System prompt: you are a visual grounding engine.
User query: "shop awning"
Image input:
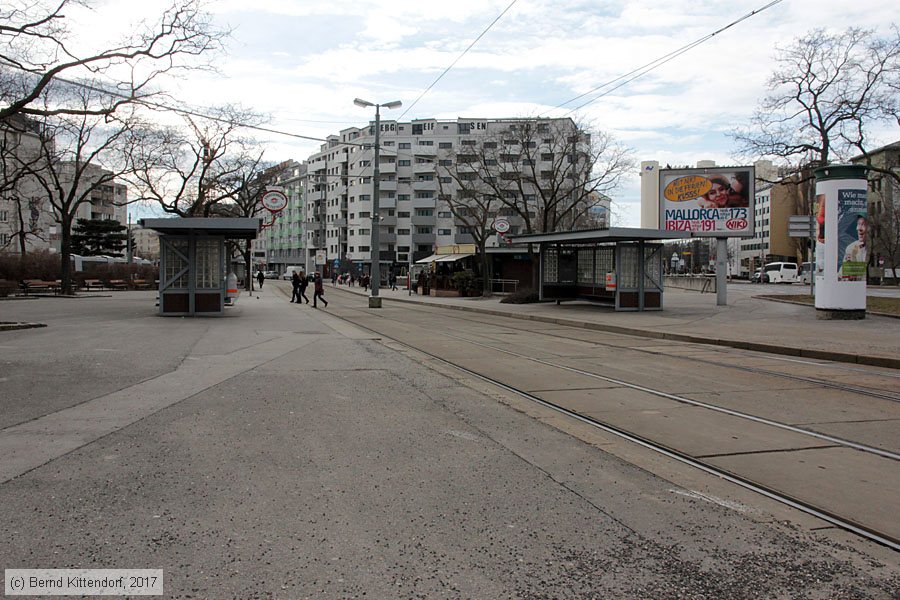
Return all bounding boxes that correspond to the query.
[415,252,474,264]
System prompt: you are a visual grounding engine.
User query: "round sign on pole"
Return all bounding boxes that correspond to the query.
[261,190,287,213]
[492,219,510,233]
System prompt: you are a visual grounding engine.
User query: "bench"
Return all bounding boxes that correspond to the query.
[21,279,60,294]
[83,279,104,291]
[131,279,153,290]
[108,279,128,290]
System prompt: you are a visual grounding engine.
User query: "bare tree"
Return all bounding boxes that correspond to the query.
[16,91,144,294]
[732,27,899,170]
[125,106,267,217]
[437,118,633,291]
[0,0,226,121]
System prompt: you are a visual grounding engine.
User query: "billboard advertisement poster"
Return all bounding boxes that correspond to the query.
[836,189,868,281]
[659,167,754,237]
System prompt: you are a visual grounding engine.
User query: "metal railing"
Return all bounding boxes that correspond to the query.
[490,278,518,294]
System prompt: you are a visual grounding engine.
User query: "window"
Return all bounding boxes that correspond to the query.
[359,211,371,218]
[419,140,434,146]
[415,208,433,216]
[417,174,434,181]
[416,226,432,234]
[415,191,434,198]
[438,229,451,235]
[439,142,452,149]
[458,123,471,134]
[359,246,370,251]
[0,210,7,222]
[438,211,451,218]
[359,228,370,235]
[398,160,411,166]
[398,246,410,252]
[399,143,411,149]
[360,160,371,166]
[412,124,423,135]
[398,194,410,201]
[398,229,410,235]
[439,159,453,166]
[485,159,497,166]
[360,195,371,201]
[440,177,452,183]
[383,141,394,146]
[483,142,497,149]
[398,211,410,217]
[461,140,477,146]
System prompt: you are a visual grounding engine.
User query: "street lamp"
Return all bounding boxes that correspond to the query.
[354,97,402,308]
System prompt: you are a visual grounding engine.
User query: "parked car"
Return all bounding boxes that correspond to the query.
[263,270,279,279]
[751,269,769,283]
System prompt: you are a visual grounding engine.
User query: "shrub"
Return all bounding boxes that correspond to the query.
[500,287,539,304]
[450,270,477,294]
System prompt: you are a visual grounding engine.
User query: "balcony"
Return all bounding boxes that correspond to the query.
[377,161,396,174]
[412,197,436,210]
[377,197,396,209]
[413,161,435,174]
[455,233,475,244]
[412,233,436,244]
[378,215,397,226]
[412,179,437,191]
[378,180,397,192]
[332,218,347,227]
[411,215,435,226]
[379,233,397,243]
[414,145,437,156]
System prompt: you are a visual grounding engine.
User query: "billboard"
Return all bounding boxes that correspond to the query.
[659,167,754,237]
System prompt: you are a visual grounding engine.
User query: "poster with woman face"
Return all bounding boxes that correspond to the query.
[659,167,754,237]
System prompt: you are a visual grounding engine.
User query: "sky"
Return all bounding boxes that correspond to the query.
[67,0,899,225]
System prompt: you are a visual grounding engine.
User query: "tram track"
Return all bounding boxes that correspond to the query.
[318,291,900,551]
[367,298,900,402]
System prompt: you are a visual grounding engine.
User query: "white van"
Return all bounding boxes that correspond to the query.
[764,262,799,284]
[282,266,304,280]
[799,262,812,284]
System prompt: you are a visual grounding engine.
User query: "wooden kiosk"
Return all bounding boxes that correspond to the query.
[139,217,261,316]
[510,228,689,311]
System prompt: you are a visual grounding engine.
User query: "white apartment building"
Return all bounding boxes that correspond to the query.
[302,117,586,277]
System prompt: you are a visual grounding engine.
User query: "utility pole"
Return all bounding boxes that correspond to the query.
[354,98,402,308]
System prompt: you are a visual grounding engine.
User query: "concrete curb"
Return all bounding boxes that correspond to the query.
[0,322,47,331]
[334,287,900,370]
[756,295,900,320]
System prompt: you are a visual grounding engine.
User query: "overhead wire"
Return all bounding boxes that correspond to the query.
[396,0,520,121]
[555,0,785,115]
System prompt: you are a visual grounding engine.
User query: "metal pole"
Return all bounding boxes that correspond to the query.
[370,105,382,308]
[716,237,727,306]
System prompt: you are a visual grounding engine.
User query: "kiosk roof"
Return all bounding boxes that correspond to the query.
[138,217,261,239]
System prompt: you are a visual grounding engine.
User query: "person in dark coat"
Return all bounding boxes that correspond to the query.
[313,273,327,308]
[297,271,310,304]
[256,270,265,289]
[290,271,301,303]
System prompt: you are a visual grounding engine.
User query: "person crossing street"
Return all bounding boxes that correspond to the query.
[313,272,328,308]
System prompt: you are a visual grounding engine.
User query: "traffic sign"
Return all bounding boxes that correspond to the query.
[261,189,287,213]
[788,215,813,238]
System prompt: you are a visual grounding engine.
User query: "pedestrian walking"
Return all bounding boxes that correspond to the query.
[313,273,328,308]
[256,270,265,289]
[389,272,398,291]
[298,272,310,304]
[290,271,301,303]
[331,271,337,286]
[362,273,370,291]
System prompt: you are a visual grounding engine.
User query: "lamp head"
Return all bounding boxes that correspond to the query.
[383,100,403,110]
[353,98,374,108]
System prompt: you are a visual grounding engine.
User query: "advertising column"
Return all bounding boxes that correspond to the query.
[813,165,868,319]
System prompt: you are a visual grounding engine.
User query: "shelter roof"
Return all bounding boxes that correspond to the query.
[138,217,261,240]
[509,227,690,244]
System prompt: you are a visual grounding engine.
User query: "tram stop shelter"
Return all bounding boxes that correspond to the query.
[510,227,689,311]
[139,217,261,316]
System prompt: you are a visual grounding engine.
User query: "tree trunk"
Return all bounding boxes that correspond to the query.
[59,214,73,296]
[479,240,491,296]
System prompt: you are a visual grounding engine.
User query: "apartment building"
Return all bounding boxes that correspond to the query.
[252,161,306,274]
[301,117,585,277]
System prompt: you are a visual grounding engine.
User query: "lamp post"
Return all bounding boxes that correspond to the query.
[354,97,402,308]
